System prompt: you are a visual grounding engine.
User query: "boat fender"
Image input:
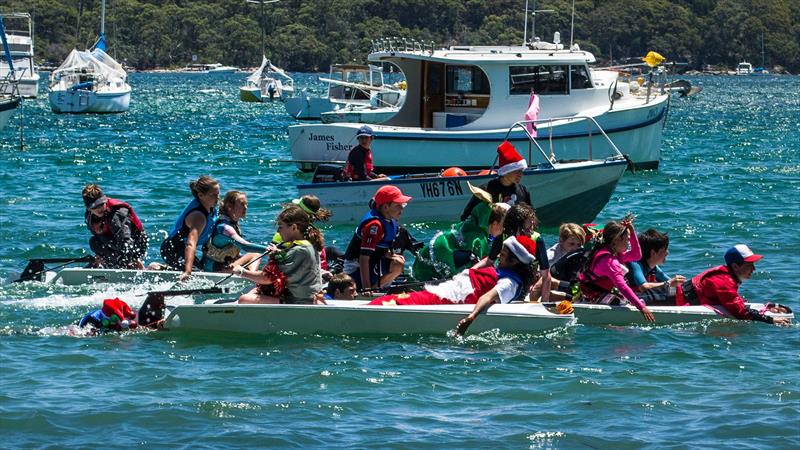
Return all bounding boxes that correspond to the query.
[441,167,466,177]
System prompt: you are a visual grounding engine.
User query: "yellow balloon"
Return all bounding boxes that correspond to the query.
[642,51,666,67]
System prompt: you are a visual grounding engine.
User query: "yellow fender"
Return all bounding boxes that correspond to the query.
[642,51,666,68]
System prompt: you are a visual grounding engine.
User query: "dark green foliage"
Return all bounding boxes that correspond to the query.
[6,0,799,71]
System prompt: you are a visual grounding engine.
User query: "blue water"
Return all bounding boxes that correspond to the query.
[1,74,798,448]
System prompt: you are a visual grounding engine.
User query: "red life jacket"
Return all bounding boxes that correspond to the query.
[341,145,374,180]
[85,198,144,237]
[578,248,616,300]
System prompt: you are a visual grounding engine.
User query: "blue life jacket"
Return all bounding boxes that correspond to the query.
[167,198,217,260]
[344,209,398,260]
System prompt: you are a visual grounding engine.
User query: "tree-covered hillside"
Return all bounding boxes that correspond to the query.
[4,0,799,72]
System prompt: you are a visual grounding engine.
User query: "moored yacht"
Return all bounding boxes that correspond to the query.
[239,56,294,102]
[48,0,130,113]
[289,37,669,172]
[0,15,21,130]
[735,61,753,75]
[0,13,39,98]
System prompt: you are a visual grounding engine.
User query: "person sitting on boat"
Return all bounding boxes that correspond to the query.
[78,297,138,332]
[272,195,333,274]
[82,184,148,269]
[341,125,387,181]
[547,223,586,266]
[625,228,685,306]
[160,175,220,279]
[324,273,357,300]
[577,217,656,322]
[234,205,324,304]
[460,141,532,221]
[529,223,587,301]
[368,235,538,329]
[680,244,790,325]
[472,203,552,302]
[342,185,412,291]
[412,185,509,282]
[202,190,267,273]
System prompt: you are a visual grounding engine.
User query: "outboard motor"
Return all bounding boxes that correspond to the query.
[312,164,345,183]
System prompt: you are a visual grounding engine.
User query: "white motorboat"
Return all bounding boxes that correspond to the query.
[284,64,403,120]
[289,37,669,172]
[542,302,793,326]
[0,13,39,98]
[239,56,294,102]
[180,63,238,74]
[48,1,130,113]
[162,299,574,336]
[319,104,400,124]
[0,14,21,129]
[735,61,753,75]
[298,116,628,226]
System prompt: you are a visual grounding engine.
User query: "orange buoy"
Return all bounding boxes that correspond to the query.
[477,169,493,176]
[442,167,466,177]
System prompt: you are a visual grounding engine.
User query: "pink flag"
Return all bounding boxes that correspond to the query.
[524,91,540,137]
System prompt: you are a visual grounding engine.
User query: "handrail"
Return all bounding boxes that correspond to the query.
[502,115,624,168]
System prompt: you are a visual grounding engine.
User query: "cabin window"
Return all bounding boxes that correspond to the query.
[570,65,592,89]
[446,65,490,95]
[509,65,568,95]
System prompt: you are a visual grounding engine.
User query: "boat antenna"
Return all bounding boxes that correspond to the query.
[523,0,554,46]
[246,0,280,56]
[523,0,529,45]
[569,0,575,50]
[100,0,105,35]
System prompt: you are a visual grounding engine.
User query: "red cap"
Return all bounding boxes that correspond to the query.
[374,185,412,207]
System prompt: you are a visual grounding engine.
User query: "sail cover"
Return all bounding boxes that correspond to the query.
[246,56,291,84]
[53,47,127,81]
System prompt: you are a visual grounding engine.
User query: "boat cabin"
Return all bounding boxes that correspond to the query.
[325,64,384,103]
[368,39,607,130]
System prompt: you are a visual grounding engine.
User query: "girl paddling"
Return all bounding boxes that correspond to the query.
[202,191,267,272]
[234,205,324,304]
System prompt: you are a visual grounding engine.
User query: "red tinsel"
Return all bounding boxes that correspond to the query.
[257,258,288,298]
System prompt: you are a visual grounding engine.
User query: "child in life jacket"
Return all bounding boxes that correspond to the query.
[202,191,268,272]
[369,236,539,332]
[625,228,685,305]
[82,184,148,269]
[273,195,333,274]
[234,205,324,304]
[578,217,656,322]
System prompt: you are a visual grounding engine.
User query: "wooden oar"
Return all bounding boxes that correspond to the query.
[212,250,271,287]
[14,256,96,283]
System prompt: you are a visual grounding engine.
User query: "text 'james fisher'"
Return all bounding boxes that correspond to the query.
[308,133,353,151]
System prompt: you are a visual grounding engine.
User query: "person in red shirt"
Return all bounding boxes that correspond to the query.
[341,125,387,181]
[682,244,790,325]
[342,185,412,290]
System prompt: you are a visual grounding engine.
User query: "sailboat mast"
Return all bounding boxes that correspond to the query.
[761,32,765,68]
[100,0,106,35]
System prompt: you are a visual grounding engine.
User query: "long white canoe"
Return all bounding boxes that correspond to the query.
[163,300,574,336]
[542,302,794,326]
[40,267,245,287]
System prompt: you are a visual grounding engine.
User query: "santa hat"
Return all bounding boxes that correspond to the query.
[496,141,528,176]
[503,235,537,264]
[101,298,137,330]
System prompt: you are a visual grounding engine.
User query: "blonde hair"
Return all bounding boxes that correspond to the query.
[221,190,246,217]
[559,223,586,245]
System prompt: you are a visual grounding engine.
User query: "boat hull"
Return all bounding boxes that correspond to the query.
[48,87,131,113]
[284,96,334,119]
[43,267,246,287]
[320,106,399,124]
[164,300,574,336]
[542,302,794,326]
[0,96,20,130]
[289,97,667,172]
[239,86,263,102]
[298,158,627,226]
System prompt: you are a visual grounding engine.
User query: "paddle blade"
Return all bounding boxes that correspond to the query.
[137,293,166,328]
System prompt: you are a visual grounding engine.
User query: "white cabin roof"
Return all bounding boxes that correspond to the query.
[369,44,596,66]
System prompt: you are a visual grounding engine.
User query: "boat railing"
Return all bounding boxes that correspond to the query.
[371,37,437,55]
[504,115,624,168]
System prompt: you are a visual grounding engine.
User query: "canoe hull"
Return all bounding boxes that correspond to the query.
[542,302,794,326]
[45,267,245,287]
[164,300,574,336]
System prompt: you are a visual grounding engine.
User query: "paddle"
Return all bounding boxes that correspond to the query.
[14,256,96,283]
[137,286,230,328]
[359,277,448,295]
[211,249,271,287]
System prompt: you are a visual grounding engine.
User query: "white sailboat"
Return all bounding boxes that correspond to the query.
[239,56,294,102]
[0,13,39,98]
[48,0,131,113]
[0,14,21,130]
